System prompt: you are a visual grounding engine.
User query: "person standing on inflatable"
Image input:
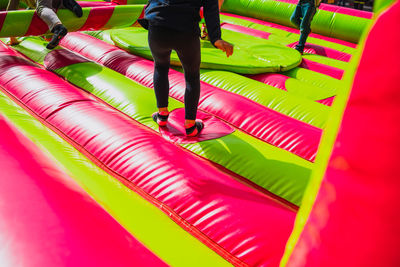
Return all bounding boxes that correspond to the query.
[7,0,82,49]
[139,0,233,136]
[290,0,321,54]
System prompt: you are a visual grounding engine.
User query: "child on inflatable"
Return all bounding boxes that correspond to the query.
[290,0,321,54]
[139,0,233,136]
[7,0,82,49]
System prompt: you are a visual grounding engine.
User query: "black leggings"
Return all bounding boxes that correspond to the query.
[148,24,201,120]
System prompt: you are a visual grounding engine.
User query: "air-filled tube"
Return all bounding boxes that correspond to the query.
[221,0,371,43]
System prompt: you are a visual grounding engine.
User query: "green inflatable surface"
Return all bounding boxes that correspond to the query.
[108,27,302,74]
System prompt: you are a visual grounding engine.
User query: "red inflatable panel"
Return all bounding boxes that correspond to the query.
[221,22,272,39]
[251,58,345,81]
[60,32,322,162]
[248,73,289,91]
[300,59,344,80]
[112,0,127,4]
[25,12,49,36]
[0,43,296,267]
[77,1,116,7]
[45,48,91,69]
[0,12,6,29]
[315,96,334,106]
[0,114,167,267]
[78,6,115,31]
[288,2,400,266]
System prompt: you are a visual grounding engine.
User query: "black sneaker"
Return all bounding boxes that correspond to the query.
[152,112,169,127]
[295,45,304,55]
[185,121,204,136]
[63,0,83,18]
[46,24,68,50]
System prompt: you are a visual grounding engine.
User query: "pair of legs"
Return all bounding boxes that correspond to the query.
[290,2,316,54]
[36,0,82,49]
[353,0,365,9]
[337,0,346,6]
[148,24,203,136]
[36,0,63,32]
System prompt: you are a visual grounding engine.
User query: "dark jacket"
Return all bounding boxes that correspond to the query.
[140,0,221,45]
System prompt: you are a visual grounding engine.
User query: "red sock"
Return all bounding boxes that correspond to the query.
[185,121,204,136]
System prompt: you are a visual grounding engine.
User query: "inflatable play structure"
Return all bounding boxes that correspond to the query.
[1,0,399,266]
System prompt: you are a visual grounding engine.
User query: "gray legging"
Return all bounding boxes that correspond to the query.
[36,0,63,31]
[148,24,201,121]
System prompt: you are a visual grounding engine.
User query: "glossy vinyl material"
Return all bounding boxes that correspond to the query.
[317,4,372,18]
[77,1,116,7]
[221,0,370,43]
[0,5,144,37]
[287,1,400,266]
[217,20,349,81]
[221,22,272,39]
[249,73,289,91]
[25,11,49,36]
[300,59,344,80]
[315,96,335,106]
[0,43,297,267]
[112,0,148,4]
[199,69,331,127]
[110,27,302,74]
[247,72,336,104]
[158,108,235,144]
[77,32,329,128]
[78,5,115,31]
[221,22,351,62]
[283,67,343,96]
[220,13,358,50]
[14,37,313,205]
[288,42,351,62]
[0,114,167,267]
[250,58,345,83]
[275,0,372,18]
[0,90,231,267]
[60,32,321,162]
[302,53,349,70]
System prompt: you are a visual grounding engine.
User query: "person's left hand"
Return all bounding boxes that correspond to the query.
[214,39,234,57]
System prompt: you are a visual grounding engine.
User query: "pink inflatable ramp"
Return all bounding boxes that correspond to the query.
[288,2,400,266]
[0,113,167,267]
[0,43,297,267]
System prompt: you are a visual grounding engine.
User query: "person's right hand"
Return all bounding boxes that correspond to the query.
[8,37,20,46]
[214,39,234,57]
